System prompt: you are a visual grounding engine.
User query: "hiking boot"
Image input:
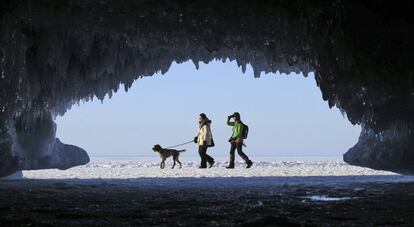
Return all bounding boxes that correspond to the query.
[208,160,215,168]
[246,161,253,168]
[227,154,235,169]
[198,166,207,169]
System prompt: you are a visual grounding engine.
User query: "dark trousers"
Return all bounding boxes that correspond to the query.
[198,145,214,167]
[229,142,251,166]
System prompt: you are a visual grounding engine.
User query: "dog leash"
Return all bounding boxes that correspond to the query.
[164,140,194,149]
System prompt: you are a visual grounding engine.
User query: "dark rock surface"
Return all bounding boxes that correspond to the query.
[0,0,413,175]
[1,179,414,226]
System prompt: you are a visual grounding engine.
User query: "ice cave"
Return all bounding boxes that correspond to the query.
[0,0,413,176]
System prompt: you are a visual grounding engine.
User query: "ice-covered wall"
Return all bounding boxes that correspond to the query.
[0,0,413,176]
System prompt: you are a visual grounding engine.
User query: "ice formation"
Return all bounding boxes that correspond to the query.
[0,1,413,176]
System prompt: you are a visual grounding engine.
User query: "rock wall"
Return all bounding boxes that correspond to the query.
[0,0,413,176]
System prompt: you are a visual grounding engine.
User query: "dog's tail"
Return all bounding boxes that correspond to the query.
[178,149,186,152]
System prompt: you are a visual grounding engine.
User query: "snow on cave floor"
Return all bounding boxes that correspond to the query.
[21,157,414,186]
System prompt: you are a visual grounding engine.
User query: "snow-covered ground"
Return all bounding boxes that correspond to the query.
[23,160,390,179]
[21,157,414,186]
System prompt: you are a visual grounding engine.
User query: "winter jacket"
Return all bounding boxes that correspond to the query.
[227,119,243,140]
[196,120,213,146]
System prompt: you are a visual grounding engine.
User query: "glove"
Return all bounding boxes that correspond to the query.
[193,137,198,143]
[228,137,234,143]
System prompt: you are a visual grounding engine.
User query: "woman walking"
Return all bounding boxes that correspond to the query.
[194,113,215,168]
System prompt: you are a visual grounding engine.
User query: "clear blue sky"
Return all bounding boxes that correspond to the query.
[55,60,360,159]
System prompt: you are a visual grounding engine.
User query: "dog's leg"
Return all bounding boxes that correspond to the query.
[176,157,182,169]
[173,154,180,169]
[172,159,176,169]
[160,159,166,169]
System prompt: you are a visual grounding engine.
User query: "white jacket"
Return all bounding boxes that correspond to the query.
[196,121,213,146]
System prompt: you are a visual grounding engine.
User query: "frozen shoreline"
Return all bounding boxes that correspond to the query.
[20,160,414,186]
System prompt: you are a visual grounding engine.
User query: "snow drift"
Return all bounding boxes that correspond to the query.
[0,0,413,176]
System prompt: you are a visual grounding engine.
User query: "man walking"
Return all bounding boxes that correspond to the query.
[226,112,253,169]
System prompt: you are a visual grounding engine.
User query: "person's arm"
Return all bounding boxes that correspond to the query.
[194,127,200,143]
[195,126,200,137]
[226,116,235,126]
[200,125,207,145]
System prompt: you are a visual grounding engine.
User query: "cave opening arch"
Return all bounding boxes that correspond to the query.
[54,60,360,162]
[1,0,413,176]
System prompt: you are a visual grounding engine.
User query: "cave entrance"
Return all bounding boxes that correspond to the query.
[54,60,360,162]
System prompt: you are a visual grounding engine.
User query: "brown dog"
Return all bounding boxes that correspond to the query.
[152,144,185,169]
